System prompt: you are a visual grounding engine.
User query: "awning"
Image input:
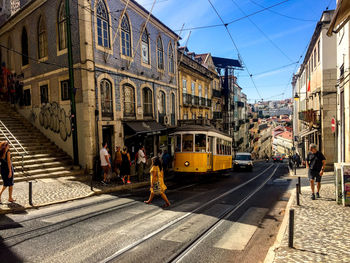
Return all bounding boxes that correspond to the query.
[299,129,318,138]
[124,121,166,135]
[327,0,350,36]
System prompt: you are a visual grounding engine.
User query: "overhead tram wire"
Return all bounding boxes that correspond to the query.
[249,0,318,22]
[231,0,294,63]
[207,0,263,100]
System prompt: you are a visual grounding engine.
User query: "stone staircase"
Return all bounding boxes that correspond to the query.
[0,102,86,183]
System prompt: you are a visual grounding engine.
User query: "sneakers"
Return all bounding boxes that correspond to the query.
[316,192,320,198]
[127,180,131,184]
[101,180,107,185]
[121,177,125,184]
[311,193,316,200]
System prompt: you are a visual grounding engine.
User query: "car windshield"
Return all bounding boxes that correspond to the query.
[235,155,251,160]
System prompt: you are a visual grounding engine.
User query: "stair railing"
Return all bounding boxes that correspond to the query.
[0,120,29,173]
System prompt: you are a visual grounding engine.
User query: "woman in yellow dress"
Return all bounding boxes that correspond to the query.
[144,156,171,208]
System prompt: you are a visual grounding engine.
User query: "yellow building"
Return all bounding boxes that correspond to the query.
[177,49,219,120]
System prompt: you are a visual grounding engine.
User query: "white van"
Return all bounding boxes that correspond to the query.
[233,152,253,171]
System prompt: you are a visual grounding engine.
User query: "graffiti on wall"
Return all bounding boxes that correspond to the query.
[39,102,72,141]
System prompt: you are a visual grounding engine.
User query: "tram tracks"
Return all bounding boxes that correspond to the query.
[99,163,276,263]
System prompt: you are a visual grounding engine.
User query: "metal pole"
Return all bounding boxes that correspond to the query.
[288,209,294,248]
[29,181,33,206]
[298,176,301,194]
[296,184,300,206]
[65,0,79,165]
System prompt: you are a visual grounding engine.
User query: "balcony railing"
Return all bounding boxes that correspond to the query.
[207,99,212,107]
[193,96,199,106]
[298,110,320,126]
[200,97,206,106]
[183,94,192,105]
[213,112,222,119]
[212,89,222,98]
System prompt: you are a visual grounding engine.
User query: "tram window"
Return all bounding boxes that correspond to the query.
[175,135,181,152]
[195,134,206,152]
[182,134,193,152]
[216,139,221,154]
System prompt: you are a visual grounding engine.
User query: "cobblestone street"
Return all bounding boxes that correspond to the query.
[272,181,350,263]
[0,175,149,213]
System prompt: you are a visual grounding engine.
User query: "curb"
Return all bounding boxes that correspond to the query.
[264,189,296,263]
[0,181,150,215]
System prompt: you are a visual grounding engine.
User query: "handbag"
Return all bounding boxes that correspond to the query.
[153,170,161,195]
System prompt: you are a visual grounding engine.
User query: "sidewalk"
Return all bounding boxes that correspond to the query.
[266,173,350,262]
[0,175,150,214]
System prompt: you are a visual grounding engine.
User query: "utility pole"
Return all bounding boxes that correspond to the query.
[65,0,79,165]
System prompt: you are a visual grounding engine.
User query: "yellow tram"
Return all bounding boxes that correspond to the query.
[171,125,232,174]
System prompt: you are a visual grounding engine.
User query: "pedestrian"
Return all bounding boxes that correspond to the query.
[144,156,170,208]
[114,146,122,178]
[100,142,111,185]
[162,150,170,176]
[306,144,326,200]
[0,141,15,203]
[137,146,146,182]
[106,148,112,183]
[120,146,131,184]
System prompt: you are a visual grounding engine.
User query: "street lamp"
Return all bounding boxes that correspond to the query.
[294,92,300,101]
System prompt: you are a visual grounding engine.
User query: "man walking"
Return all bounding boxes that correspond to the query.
[137,146,146,182]
[306,144,326,200]
[100,142,111,185]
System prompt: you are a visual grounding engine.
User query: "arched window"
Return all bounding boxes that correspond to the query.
[158,90,166,123]
[121,15,131,56]
[38,16,48,58]
[20,28,29,66]
[123,84,135,117]
[171,93,175,125]
[100,79,113,117]
[143,87,152,117]
[168,43,174,73]
[96,0,110,48]
[157,37,164,69]
[141,28,149,64]
[58,1,67,50]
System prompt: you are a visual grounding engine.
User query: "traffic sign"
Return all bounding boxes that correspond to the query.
[331,118,336,133]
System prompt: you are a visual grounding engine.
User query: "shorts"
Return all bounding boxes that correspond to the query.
[308,169,322,182]
[102,165,110,173]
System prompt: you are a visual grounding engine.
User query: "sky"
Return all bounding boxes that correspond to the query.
[135,0,336,102]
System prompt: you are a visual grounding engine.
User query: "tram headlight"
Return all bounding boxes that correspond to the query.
[184,161,190,167]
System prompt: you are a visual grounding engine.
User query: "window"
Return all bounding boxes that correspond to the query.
[23,89,31,106]
[198,85,202,97]
[61,80,69,101]
[182,79,187,94]
[313,49,316,68]
[195,134,206,152]
[40,84,48,104]
[171,93,175,114]
[158,91,166,114]
[38,16,47,59]
[182,134,193,152]
[123,84,135,117]
[143,88,152,117]
[96,0,110,48]
[101,79,113,117]
[141,28,149,64]
[168,43,174,73]
[58,1,67,51]
[157,37,164,69]
[317,40,320,62]
[121,15,131,56]
[191,82,195,95]
[21,27,29,66]
[192,113,196,120]
[205,86,208,99]
[176,135,181,152]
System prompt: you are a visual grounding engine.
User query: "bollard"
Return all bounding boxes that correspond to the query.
[288,209,295,248]
[90,174,93,191]
[298,176,301,194]
[296,184,300,206]
[29,181,33,206]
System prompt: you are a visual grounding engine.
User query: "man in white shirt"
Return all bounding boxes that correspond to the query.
[100,142,111,185]
[137,146,146,181]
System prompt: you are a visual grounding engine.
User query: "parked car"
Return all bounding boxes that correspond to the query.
[233,153,253,171]
[272,155,283,163]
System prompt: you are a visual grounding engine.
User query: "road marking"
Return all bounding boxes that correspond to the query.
[161,204,233,243]
[99,164,275,263]
[214,207,268,250]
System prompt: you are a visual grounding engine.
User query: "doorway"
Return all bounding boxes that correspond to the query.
[102,126,114,159]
